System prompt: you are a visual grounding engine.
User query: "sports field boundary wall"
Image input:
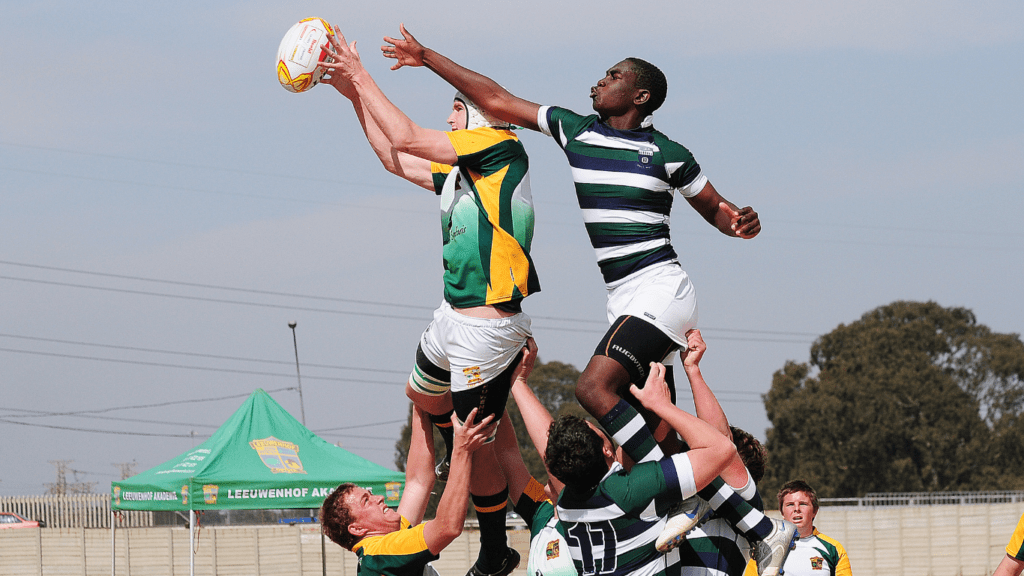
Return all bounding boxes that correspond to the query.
[0,502,1021,576]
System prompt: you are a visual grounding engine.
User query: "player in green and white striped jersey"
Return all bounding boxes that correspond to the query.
[545,362,735,576]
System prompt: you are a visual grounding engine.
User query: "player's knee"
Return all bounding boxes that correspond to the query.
[574,368,617,413]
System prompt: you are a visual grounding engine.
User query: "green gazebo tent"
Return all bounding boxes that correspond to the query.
[111,388,405,575]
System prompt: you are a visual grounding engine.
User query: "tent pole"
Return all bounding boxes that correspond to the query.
[111,511,115,576]
[189,509,196,576]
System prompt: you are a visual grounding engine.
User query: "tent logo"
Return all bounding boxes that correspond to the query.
[385,482,401,503]
[203,485,219,505]
[250,437,307,474]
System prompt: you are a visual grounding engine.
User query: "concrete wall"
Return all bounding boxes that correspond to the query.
[1,502,1021,576]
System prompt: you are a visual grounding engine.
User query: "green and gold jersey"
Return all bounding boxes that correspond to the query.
[1007,513,1024,560]
[353,517,438,576]
[778,529,852,576]
[430,127,540,308]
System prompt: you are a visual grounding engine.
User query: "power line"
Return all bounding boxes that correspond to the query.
[0,346,405,385]
[0,275,433,322]
[0,260,437,312]
[0,332,409,375]
[0,258,822,338]
[0,388,294,416]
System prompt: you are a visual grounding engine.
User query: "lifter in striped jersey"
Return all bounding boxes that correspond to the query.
[544,362,734,576]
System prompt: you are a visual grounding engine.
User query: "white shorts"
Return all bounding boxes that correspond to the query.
[412,301,533,395]
[606,262,698,348]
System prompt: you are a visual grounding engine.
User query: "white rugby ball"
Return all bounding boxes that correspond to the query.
[276,17,334,93]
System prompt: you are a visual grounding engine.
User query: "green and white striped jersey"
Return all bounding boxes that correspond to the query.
[537,106,707,286]
[555,456,697,576]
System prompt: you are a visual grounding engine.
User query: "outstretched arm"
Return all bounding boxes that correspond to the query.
[382,24,542,131]
[396,405,436,525]
[320,28,459,165]
[629,363,735,491]
[322,64,434,190]
[507,339,564,497]
[685,181,761,239]
[680,329,749,489]
[681,330,729,436]
[422,409,495,554]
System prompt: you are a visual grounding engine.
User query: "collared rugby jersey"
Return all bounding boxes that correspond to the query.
[353,516,439,576]
[779,528,851,576]
[555,456,697,576]
[430,127,539,308]
[537,106,708,286]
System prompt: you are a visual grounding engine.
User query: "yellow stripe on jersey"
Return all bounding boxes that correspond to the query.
[466,164,532,304]
[354,517,430,557]
[446,128,519,156]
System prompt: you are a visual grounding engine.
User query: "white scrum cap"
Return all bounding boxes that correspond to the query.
[454,91,514,130]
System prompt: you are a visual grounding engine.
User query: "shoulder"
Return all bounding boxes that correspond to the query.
[812,529,848,555]
[649,129,695,159]
[540,106,598,139]
[447,127,523,156]
[357,521,430,557]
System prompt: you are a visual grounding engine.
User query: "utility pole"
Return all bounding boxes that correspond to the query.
[288,321,307,425]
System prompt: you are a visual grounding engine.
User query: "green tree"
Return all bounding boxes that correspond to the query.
[761,301,1024,501]
[392,358,584,518]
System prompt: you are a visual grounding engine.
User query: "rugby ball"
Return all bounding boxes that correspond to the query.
[276,17,334,93]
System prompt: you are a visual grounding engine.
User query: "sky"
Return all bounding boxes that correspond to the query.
[1,0,1021,496]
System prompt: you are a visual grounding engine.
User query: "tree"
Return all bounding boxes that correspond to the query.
[392,358,584,519]
[761,301,1024,501]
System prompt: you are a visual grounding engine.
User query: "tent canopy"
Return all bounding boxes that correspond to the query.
[112,389,404,511]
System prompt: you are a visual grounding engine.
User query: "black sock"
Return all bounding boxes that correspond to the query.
[472,487,510,573]
[429,409,455,460]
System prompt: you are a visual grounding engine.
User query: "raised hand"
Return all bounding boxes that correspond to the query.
[453,408,495,454]
[680,329,706,370]
[629,362,673,411]
[382,23,426,71]
[319,26,364,84]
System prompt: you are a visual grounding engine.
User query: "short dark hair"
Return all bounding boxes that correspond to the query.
[625,58,667,114]
[320,483,360,550]
[545,415,609,490]
[777,479,819,513]
[730,426,767,483]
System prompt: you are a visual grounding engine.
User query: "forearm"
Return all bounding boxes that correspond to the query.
[349,70,426,154]
[510,379,563,496]
[685,365,729,437]
[397,406,437,524]
[427,444,472,551]
[648,400,733,454]
[349,95,433,188]
[993,555,1024,576]
[420,48,539,130]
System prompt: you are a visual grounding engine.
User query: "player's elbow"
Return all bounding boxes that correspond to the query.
[435,519,464,547]
[713,438,737,470]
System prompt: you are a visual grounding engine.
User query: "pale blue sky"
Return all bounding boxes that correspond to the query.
[1,0,1021,495]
